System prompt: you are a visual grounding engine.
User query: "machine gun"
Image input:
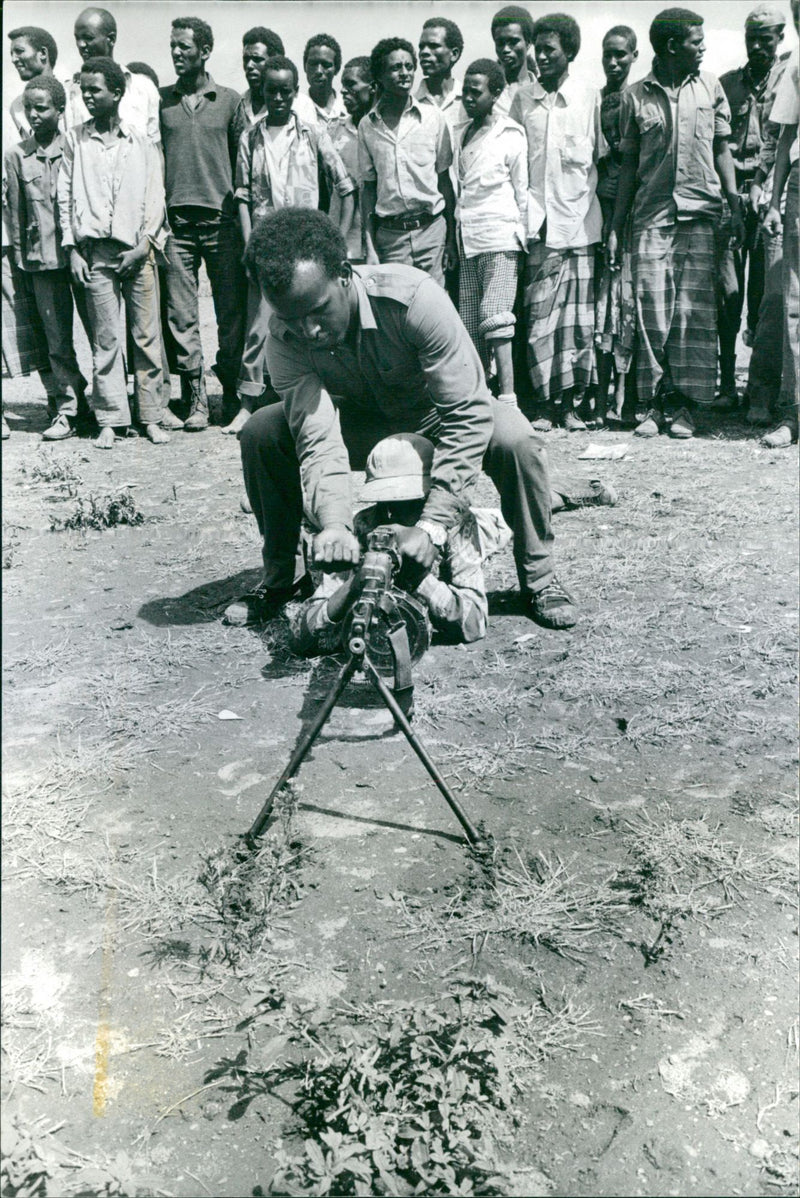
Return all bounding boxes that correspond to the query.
[247,526,482,848]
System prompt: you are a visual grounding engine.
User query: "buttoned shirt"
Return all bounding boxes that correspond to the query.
[294,90,347,133]
[619,67,731,230]
[510,73,604,249]
[159,74,241,212]
[4,133,67,270]
[57,117,166,251]
[721,54,790,179]
[265,264,493,532]
[494,69,536,118]
[65,68,160,143]
[358,98,452,217]
[416,76,466,133]
[235,113,354,218]
[769,47,799,165]
[453,113,527,257]
[328,115,364,259]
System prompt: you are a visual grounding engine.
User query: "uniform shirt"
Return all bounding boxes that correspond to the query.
[159,74,241,212]
[294,89,347,132]
[358,98,452,218]
[265,264,493,533]
[4,133,67,270]
[453,113,527,257]
[235,112,354,218]
[328,115,364,259]
[291,502,511,652]
[721,53,791,179]
[769,47,799,165]
[57,117,166,251]
[65,67,160,143]
[510,74,604,250]
[619,67,732,230]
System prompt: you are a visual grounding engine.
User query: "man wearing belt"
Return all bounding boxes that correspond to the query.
[224,208,578,633]
[359,37,457,288]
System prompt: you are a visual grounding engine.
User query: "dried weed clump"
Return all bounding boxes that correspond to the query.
[50,491,144,532]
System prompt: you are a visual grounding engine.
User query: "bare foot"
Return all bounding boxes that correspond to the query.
[146,423,170,444]
[93,426,116,450]
[221,407,252,436]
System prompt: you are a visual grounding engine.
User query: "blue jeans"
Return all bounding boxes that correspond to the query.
[164,206,246,395]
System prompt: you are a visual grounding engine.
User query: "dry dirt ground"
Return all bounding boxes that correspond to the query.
[2,295,798,1198]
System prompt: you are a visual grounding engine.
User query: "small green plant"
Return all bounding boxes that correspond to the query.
[50,491,144,532]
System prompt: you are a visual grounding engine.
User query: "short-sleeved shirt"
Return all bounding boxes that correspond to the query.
[235,113,354,218]
[357,98,452,218]
[509,74,605,250]
[4,134,66,270]
[721,54,791,178]
[265,264,493,533]
[159,74,241,213]
[453,113,528,257]
[619,67,731,230]
[769,47,799,165]
[65,68,160,143]
[293,90,347,133]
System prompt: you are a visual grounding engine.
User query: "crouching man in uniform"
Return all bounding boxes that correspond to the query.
[224,208,578,632]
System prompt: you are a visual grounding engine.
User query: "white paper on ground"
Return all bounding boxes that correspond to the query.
[578,442,631,460]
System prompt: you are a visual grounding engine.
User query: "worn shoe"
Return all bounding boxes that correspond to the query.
[42,413,74,441]
[222,575,313,627]
[526,578,578,630]
[160,407,185,430]
[668,408,695,439]
[634,409,663,438]
[554,479,617,510]
[182,376,209,432]
[761,421,798,449]
[562,409,588,432]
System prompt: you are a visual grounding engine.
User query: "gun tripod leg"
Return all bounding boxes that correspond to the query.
[247,653,360,845]
[363,658,481,846]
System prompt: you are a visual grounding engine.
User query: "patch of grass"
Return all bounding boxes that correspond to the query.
[50,490,144,532]
[24,454,82,492]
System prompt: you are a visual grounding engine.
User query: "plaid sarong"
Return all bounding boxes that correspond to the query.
[458,249,520,370]
[594,228,635,375]
[523,244,596,404]
[632,220,717,406]
[2,248,50,377]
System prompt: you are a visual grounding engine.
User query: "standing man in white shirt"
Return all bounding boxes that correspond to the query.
[294,34,346,133]
[417,18,465,128]
[64,8,160,144]
[511,13,605,431]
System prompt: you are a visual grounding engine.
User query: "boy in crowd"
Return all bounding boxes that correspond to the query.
[58,56,168,448]
[417,17,465,128]
[65,7,160,143]
[491,6,536,115]
[232,26,285,144]
[329,57,377,263]
[359,37,457,287]
[160,16,246,432]
[511,13,605,432]
[608,8,744,441]
[717,5,789,407]
[761,6,799,448]
[7,26,59,140]
[290,434,511,653]
[5,76,88,441]
[455,58,527,406]
[294,34,346,132]
[228,55,356,436]
[594,26,639,426]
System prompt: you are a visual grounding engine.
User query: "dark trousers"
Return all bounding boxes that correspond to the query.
[163,206,246,395]
[718,203,765,391]
[29,269,88,414]
[239,400,555,595]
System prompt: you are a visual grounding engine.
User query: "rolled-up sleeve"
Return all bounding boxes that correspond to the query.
[713,79,732,140]
[317,129,355,197]
[403,277,493,527]
[265,332,355,530]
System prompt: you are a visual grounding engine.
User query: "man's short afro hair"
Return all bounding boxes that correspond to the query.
[8,26,58,67]
[243,26,284,56]
[245,209,348,296]
[263,54,299,88]
[80,55,126,96]
[23,75,67,109]
[491,6,535,44]
[171,17,213,53]
[421,17,465,55]
[464,58,507,95]
[649,8,704,55]
[370,37,417,83]
[304,33,342,73]
[533,13,581,59]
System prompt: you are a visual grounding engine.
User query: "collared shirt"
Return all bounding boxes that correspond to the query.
[494,69,536,118]
[4,133,67,270]
[265,264,493,532]
[235,112,354,218]
[57,117,166,250]
[294,89,347,132]
[619,67,731,229]
[328,114,364,259]
[510,73,605,249]
[721,54,790,178]
[453,113,527,257]
[65,68,160,143]
[159,74,241,212]
[358,97,452,217]
[769,47,799,165]
[416,75,466,133]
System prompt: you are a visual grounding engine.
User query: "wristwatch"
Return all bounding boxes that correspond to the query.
[415,519,447,548]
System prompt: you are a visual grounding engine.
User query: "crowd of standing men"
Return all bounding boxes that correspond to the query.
[2,3,798,454]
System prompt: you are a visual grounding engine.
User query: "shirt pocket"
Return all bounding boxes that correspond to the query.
[695,105,715,141]
[406,137,435,171]
[560,134,593,169]
[639,111,665,139]
[20,161,46,204]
